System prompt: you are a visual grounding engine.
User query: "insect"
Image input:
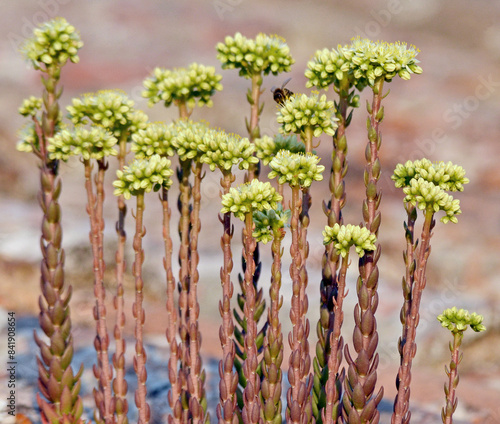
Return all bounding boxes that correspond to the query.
[271,78,294,106]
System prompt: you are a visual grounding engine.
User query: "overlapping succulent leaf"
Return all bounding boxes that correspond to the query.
[48,126,117,161]
[438,307,486,334]
[277,92,338,137]
[268,150,324,188]
[221,179,282,221]
[142,63,223,109]
[21,17,83,70]
[200,129,258,172]
[252,204,290,244]
[255,134,305,166]
[323,223,377,258]
[113,154,174,199]
[216,32,294,78]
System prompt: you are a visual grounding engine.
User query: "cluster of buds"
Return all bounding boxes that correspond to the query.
[21,16,83,70]
[172,120,210,162]
[200,129,258,172]
[18,96,42,117]
[216,32,294,78]
[393,159,469,224]
[347,37,423,86]
[277,92,338,137]
[268,150,325,187]
[392,158,469,192]
[142,63,223,109]
[221,179,282,221]
[438,307,486,334]
[67,90,148,137]
[113,154,173,199]
[131,122,176,159]
[255,134,305,166]
[323,223,377,258]
[252,205,290,244]
[47,126,117,161]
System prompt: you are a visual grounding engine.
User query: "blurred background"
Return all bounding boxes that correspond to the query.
[1,1,499,423]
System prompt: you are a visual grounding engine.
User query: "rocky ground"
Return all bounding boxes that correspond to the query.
[1,1,500,423]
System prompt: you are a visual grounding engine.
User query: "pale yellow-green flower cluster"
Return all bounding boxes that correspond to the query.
[21,17,83,70]
[113,154,173,199]
[172,120,210,162]
[437,307,486,334]
[67,90,148,138]
[255,134,305,166]
[347,37,422,86]
[16,123,40,153]
[323,223,377,258]
[18,96,42,117]
[131,122,176,159]
[392,159,469,192]
[216,32,294,78]
[200,130,258,172]
[392,159,468,224]
[142,63,223,109]
[252,205,290,244]
[221,179,282,221]
[277,92,338,137]
[268,150,324,188]
[48,126,117,161]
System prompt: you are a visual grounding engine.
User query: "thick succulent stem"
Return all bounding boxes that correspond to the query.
[163,186,182,424]
[287,185,313,424]
[217,172,239,424]
[241,212,261,424]
[132,193,150,424]
[112,134,129,424]
[34,66,85,424]
[83,159,113,424]
[343,77,385,423]
[392,208,435,424]
[187,161,208,424]
[260,227,285,424]
[315,81,350,424]
[442,332,462,424]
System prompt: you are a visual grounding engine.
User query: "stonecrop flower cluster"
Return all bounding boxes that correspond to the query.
[255,134,305,166]
[221,179,282,221]
[67,90,148,138]
[347,37,422,86]
[21,16,83,70]
[18,96,43,117]
[268,150,324,188]
[172,120,210,162]
[142,63,223,109]
[252,205,291,244]
[392,159,469,223]
[131,122,176,159]
[113,154,173,199]
[277,92,338,137]
[216,32,294,78]
[323,223,377,258]
[48,126,117,161]
[199,129,258,172]
[437,307,486,334]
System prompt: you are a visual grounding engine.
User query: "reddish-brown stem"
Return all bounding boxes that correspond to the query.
[287,185,313,424]
[162,186,182,424]
[112,135,129,424]
[187,161,207,424]
[217,172,238,424]
[241,212,261,424]
[392,208,435,424]
[132,192,150,424]
[442,332,462,424]
[83,159,113,424]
